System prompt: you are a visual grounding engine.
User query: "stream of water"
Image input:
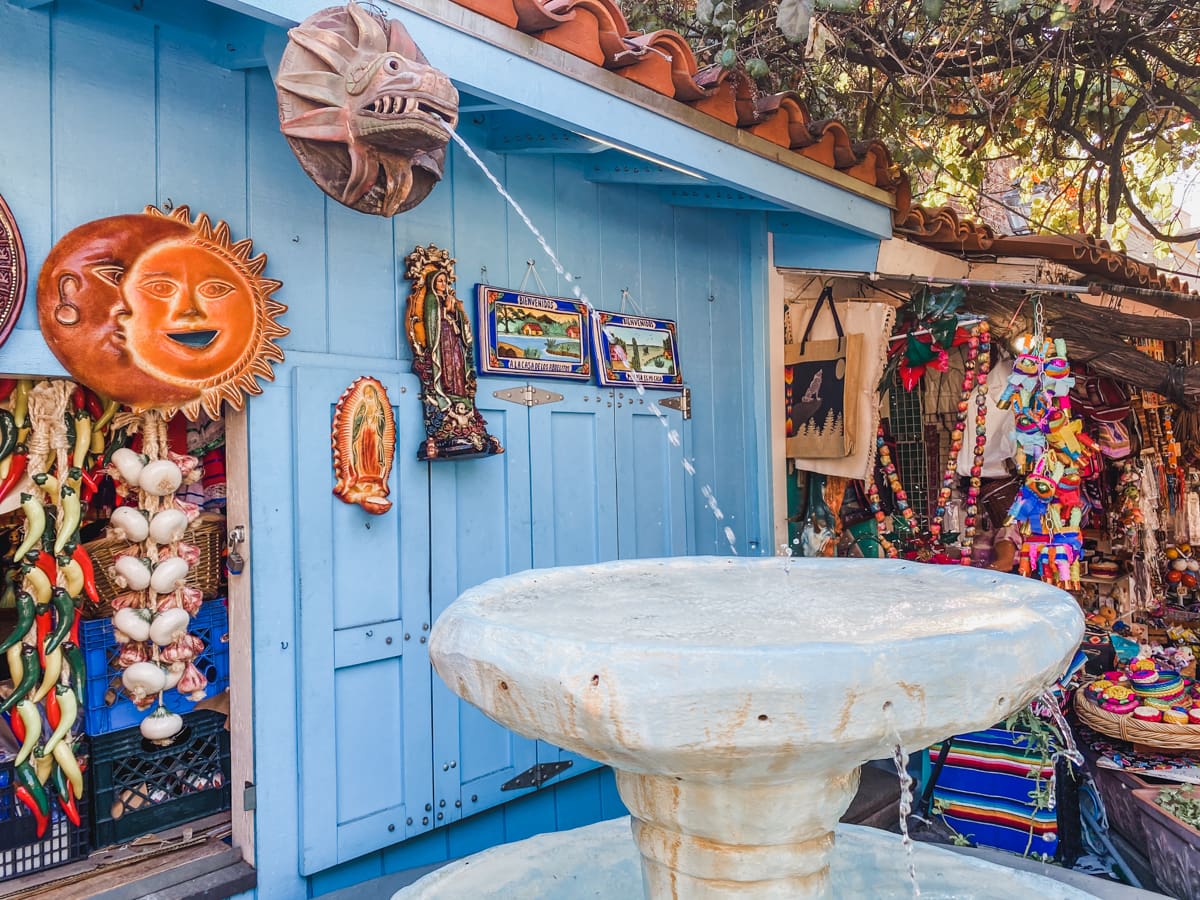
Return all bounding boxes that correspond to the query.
[446,127,739,554]
[443,125,949,895]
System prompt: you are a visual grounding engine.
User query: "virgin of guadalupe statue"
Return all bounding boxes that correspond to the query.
[403,244,502,460]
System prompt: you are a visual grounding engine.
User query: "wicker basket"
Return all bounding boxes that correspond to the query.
[80,513,226,617]
[1074,690,1200,752]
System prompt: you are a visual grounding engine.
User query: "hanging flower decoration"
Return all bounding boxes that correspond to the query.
[885,285,973,391]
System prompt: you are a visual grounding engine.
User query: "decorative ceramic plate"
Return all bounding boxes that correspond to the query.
[0,192,27,348]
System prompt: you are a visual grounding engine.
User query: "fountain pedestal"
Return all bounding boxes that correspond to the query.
[428,557,1085,899]
[621,770,859,897]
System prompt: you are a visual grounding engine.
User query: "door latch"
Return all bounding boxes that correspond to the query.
[227,525,246,575]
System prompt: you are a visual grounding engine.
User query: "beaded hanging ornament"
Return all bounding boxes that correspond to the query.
[929,322,991,565]
[867,425,922,558]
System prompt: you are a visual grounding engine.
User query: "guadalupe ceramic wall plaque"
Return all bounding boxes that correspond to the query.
[404,244,503,460]
[0,191,27,349]
[332,376,396,514]
[37,205,289,419]
[276,2,459,216]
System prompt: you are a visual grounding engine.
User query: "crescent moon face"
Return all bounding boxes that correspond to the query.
[37,215,199,409]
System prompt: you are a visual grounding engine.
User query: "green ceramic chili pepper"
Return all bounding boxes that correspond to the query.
[0,590,36,654]
[43,588,75,656]
[61,641,87,711]
[0,646,40,713]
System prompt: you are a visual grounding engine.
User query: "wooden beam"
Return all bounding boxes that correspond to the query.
[582,151,702,186]
[487,121,606,155]
[661,187,784,210]
[225,406,256,867]
[6,1,54,9]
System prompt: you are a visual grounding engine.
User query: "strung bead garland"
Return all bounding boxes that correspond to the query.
[930,325,981,542]
[960,322,991,564]
[865,464,899,559]
[870,426,921,558]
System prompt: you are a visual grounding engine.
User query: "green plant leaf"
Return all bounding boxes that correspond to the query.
[777,0,815,43]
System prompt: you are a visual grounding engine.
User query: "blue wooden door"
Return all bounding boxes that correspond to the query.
[429,377,539,825]
[293,367,433,875]
[528,383,619,783]
[615,391,688,559]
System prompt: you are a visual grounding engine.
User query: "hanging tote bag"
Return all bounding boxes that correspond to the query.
[785,287,862,458]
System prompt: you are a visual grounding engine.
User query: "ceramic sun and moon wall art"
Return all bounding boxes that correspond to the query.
[276,2,459,217]
[0,191,26,351]
[405,245,503,460]
[38,205,289,421]
[332,376,397,514]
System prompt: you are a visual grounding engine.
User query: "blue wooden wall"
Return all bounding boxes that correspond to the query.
[0,0,778,896]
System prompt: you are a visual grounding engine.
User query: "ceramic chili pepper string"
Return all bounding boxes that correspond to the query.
[960,322,991,565]
[930,325,981,543]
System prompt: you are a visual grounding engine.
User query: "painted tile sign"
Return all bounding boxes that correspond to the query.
[593,311,682,390]
[477,285,591,380]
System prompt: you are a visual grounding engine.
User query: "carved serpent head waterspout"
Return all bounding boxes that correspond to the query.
[276,2,459,216]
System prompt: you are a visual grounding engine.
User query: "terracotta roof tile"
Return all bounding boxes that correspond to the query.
[449,0,1190,298]
[512,0,572,32]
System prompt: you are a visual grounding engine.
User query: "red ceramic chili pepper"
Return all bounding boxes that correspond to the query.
[46,683,60,730]
[9,709,25,744]
[35,551,56,584]
[15,784,49,837]
[72,545,100,605]
[70,385,85,412]
[77,468,98,503]
[0,379,15,402]
[84,390,103,421]
[58,784,80,828]
[0,449,28,504]
[68,609,80,650]
[35,607,51,667]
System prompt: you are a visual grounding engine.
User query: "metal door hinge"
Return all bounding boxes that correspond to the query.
[493,385,565,408]
[243,782,256,812]
[501,760,573,791]
[659,386,691,419]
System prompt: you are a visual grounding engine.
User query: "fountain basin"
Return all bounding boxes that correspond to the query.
[393,817,1102,900]
[430,557,1085,897]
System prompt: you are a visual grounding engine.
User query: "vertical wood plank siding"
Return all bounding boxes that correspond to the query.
[0,1,773,896]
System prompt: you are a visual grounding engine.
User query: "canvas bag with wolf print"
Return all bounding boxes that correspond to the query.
[785,287,862,459]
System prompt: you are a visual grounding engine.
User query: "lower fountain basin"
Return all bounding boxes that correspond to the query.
[393,817,1101,899]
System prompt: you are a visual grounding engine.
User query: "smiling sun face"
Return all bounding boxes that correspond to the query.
[122,206,289,419]
[125,241,257,382]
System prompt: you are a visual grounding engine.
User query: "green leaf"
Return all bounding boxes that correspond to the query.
[923,0,944,19]
[695,0,716,24]
[991,0,1021,12]
[719,47,737,68]
[747,57,770,79]
[777,0,814,43]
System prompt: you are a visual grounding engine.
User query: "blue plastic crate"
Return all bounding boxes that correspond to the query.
[80,599,230,736]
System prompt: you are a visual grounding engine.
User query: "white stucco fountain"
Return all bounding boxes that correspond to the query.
[399,556,1097,899]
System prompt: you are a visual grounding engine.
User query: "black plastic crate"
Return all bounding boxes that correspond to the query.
[0,745,90,881]
[90,709,230,848]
